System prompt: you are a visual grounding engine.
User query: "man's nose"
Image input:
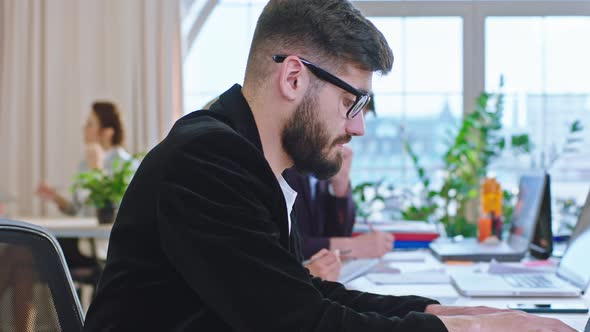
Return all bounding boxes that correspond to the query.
[346,111,365,137]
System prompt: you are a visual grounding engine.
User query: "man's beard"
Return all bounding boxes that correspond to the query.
[281,91,350,180]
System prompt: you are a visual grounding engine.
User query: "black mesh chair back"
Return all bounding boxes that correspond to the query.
[0,219,84,332]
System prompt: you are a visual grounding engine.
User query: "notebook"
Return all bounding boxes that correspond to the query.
[430,173,551,262]
[450,189,590,297]
[338,258,379,284]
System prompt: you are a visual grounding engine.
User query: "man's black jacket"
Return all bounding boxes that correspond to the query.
[83,84,448,332]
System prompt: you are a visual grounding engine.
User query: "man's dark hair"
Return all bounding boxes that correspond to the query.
[244,0,394,87]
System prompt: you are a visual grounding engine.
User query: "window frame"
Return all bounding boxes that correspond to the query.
[182,1,590,188]
[352,1,590,119]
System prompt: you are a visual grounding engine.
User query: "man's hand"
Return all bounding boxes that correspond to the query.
[437,311,576,332]
[348,231,394,258]
[330,146,352,197]
[85,143,105,170]
[304,249,342,281]
[427,304,576,331]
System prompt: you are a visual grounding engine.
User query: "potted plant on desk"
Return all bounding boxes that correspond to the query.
[402,80,532,237]
[352,179,397,222]
[71,157,138,224]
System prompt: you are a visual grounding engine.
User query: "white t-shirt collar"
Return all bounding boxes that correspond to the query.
[277,175,297,236]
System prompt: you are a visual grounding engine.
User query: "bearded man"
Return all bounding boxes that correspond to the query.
[84,1,576,331]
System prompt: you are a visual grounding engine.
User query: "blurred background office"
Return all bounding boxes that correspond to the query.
[0,0,183,218]
[183,0,590,236]
[0,3,589,328]
[1,0,589,235]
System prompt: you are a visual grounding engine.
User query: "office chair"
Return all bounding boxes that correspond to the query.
[0,219,84,332]
[59,238,103,309]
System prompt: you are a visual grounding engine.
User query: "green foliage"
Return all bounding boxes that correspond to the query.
[442,216,477,238]
[352,180,393,221]
[71,155,141,209]
[502,189,516,226]
[401,141,438,221]
[403,79,532,237]
[510,135,531,155]
[547,119,585,168]
[401,204,437,222]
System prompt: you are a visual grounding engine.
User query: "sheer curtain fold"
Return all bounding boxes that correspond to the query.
[0,0,182,217]
[0,0,46,217]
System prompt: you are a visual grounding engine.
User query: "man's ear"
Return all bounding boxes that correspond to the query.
[277,56,309,102]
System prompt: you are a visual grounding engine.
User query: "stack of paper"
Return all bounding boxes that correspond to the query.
[353,220,441,249]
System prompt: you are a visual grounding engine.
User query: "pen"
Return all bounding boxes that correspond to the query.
[302,249,352,266]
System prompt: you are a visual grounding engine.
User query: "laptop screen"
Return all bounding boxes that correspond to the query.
[507,175,547,249]
[557,190,590,291]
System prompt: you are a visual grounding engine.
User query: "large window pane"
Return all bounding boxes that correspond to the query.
[405,19,463,93]
[351,17,463,189]
[183,1,265,113]
[183,11,464,192]
[486,17,590,203]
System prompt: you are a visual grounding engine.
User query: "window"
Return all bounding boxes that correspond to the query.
[182,1,590,205]
[350,17,463,188]
[183,0,266,114]
[486,17,590,201]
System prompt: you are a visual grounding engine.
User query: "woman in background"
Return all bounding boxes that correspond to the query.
[38,101,132,215]
[37,101,133,277]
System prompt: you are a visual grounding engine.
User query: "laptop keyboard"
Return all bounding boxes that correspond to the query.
[503,274,555,288]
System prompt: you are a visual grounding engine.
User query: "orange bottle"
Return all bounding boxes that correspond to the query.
[479,178,503,242]
[478,216,492,242]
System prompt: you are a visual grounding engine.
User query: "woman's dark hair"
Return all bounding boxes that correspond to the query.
[92,101,125,146]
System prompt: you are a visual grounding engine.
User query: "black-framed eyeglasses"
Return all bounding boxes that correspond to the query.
[272,55,371,119]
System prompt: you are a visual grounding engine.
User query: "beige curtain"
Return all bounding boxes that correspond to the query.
[0,0,183,217]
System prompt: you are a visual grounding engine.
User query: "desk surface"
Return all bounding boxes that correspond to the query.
[346,250,590,331]
[17,217,112,239]
[11,219,590,329]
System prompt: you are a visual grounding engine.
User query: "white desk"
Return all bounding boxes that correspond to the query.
[17,217,112,239]
[17,216,112,260]
[346,250,590,331]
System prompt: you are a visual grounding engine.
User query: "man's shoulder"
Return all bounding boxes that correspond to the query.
[165,111,251,151]
[171,110,235,139]
[164,110,267,169]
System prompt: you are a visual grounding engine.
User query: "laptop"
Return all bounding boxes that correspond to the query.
[430,173,552,262]
[450,189,590,297]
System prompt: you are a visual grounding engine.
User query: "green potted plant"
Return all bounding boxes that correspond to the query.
[403,79,532,237]
[71,156,139,224]
[352,179,395,222]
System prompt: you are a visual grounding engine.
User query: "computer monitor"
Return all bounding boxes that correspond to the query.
[527,173,552,259]
[568,189,590,245]
[558,189,590,291]
[505,173,552,258]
